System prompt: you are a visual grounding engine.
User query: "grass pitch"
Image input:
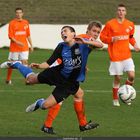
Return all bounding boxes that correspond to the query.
[0,48,140,137]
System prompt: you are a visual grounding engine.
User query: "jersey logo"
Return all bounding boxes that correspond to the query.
[63,56,82,69]
[75,48,80,55]
[15,31,26,35]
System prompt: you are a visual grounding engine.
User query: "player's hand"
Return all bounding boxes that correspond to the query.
[75,37,87,44]
[133,43,140,52]
[17,41,24,47]
[29,63,40,68]
[29,47,34,53]
[11,38,24,47]
[85,66,90,73]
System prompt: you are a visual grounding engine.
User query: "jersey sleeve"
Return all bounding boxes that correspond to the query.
[26,21,30,37]
[8,22,14,39]
[46,44,62,65]
[81,44,92,53]
[100,22,112,44]
[129,22,136,46]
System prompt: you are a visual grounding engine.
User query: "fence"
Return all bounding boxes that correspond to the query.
[0,24,139,49]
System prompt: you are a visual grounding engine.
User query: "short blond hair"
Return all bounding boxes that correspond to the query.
[87,21,102,31]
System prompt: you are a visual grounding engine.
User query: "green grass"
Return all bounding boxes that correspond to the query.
[0,48,140,137]
[1,0,140,24]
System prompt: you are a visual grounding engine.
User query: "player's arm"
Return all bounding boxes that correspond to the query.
[129,35,140,52]
[30,62,49,69]
[9,37,24,47]
[129,23,140,52]
[27,36,34,52]
[26,23,34,52]
[75,37,103,48]
[30,44,62,69]
[8,22,24,47]
[100,23,113,44]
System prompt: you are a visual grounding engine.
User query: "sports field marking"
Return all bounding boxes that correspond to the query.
[1,77,140,80]
[0,89,139,93]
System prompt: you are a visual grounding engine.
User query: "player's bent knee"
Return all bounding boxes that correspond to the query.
[115,75,121,81]
[74,89,84,100]
[128,76,135,81]
[42,97,57,109]
[26,75,39,84]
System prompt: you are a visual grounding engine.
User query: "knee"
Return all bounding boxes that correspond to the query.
[113,76,121,88]
[22,60,28,66]
[128,72,135,82]
[115,76,121,82]
[26,74,38,84]
[74,88,84,100]
[128,76,134,82]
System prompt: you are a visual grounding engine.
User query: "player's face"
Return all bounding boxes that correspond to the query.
[61,28,75,42]
[117,7,126,19]
[16,10,24,20]
[87,26,101,40]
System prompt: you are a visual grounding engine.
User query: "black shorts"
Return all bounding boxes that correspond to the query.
[37,67,79,103]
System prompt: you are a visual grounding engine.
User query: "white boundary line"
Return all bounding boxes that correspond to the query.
[1,77,140,80]
[0,89,139,93]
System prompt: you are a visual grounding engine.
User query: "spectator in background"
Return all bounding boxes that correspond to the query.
[100,4,140,106]
[6,7,33,84]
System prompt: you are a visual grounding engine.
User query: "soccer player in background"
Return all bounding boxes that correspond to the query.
[1,26,103,133]
[6,7,33,84]
[42,21,103,134]
[100,4,140,107]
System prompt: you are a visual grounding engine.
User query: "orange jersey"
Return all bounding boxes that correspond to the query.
[77,34,92,40]
[100,18,136,61]
[8,19,31,52]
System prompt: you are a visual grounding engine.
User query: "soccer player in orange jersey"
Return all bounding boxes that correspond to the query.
[100,4,140,107]
[42,21,103,134]
[6,7,33,84]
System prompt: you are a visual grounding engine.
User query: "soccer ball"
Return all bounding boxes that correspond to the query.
[118,85,136,104]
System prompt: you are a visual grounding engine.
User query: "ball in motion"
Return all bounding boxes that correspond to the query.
[118,85,136,104]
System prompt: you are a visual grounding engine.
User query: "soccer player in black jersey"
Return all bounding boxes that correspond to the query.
[1,25,103,133]
[42,21,103,134]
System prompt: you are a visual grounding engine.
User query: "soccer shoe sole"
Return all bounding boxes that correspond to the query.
[80,121,99,132]
[0,62,10,68]
[26,102,38,112]
[25,98,44,112]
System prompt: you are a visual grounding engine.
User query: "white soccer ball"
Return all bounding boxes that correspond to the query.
[118,85,136,103]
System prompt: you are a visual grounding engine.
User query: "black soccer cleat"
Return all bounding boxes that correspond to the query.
[79,120,99,132]
[5,80,12,85]
[41,125,56,134]
[7,61,22,69]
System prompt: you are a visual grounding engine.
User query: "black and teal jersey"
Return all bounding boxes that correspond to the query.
[47,42,91,82]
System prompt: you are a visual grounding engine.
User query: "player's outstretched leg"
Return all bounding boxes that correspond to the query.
[0,61,10,68]
[0,61,21,69]
[0,61,18,68]
[26,98,45,112]
[1,61,34,78]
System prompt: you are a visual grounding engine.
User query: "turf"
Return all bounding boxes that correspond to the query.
[0,0,140,24]
[0,48,140,137]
